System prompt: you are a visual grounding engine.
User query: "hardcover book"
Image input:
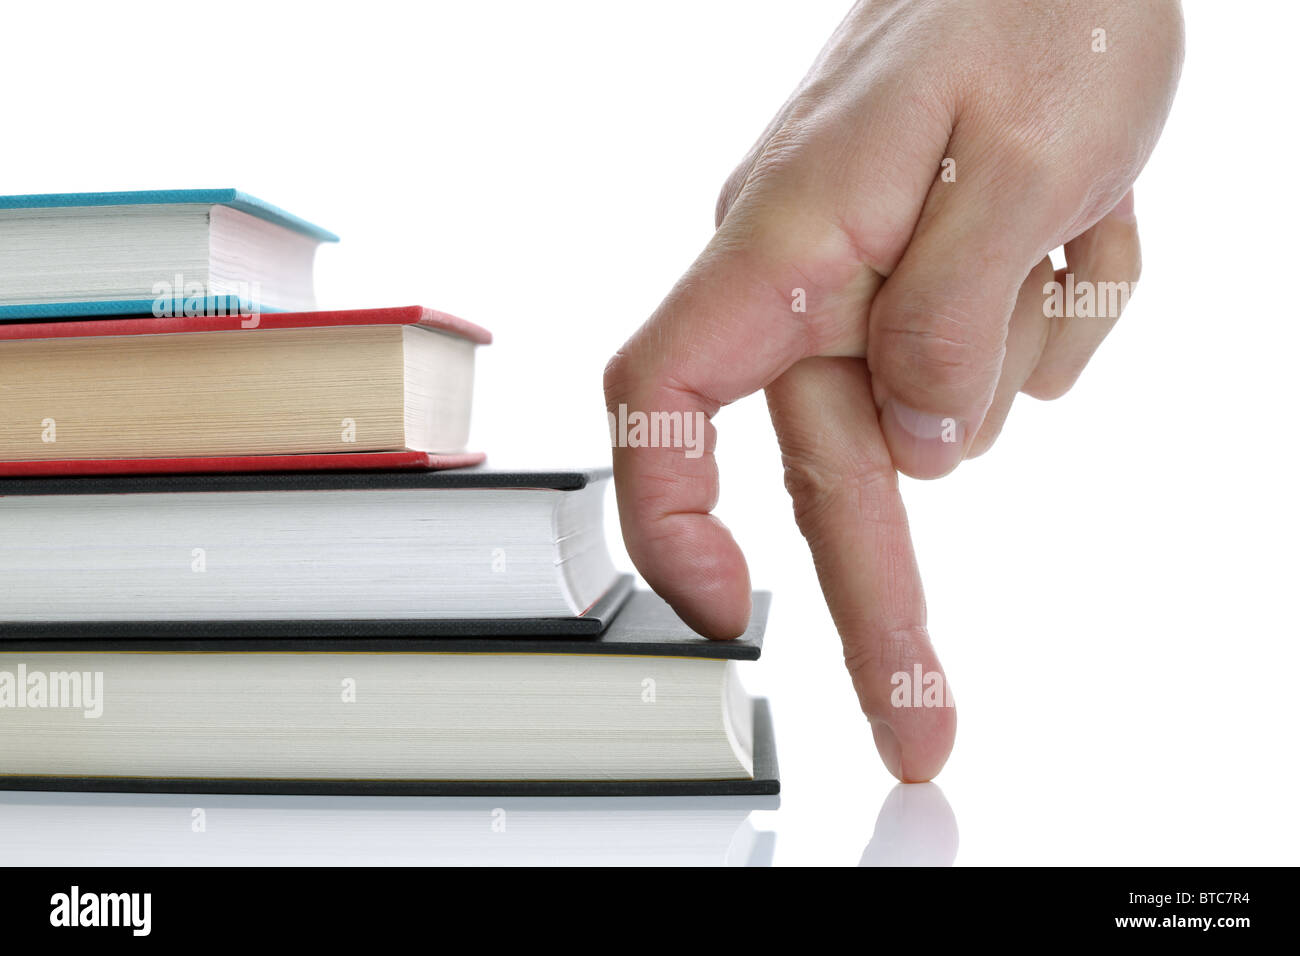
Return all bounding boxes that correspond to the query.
[0,188,337,319]
[0,591,778,797]
[0,468,626,634]
[0,306,490,468]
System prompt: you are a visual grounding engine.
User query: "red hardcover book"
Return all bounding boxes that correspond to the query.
[0,306,491,476]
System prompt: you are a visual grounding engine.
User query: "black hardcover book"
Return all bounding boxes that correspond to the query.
[0,591,779,797]
[0,468,630,638]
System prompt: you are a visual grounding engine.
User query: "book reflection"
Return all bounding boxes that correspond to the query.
[0,792,776,867]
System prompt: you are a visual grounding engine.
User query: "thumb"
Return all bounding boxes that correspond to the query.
[867,168,1056,478]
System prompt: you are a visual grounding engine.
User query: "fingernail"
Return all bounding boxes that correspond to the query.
[883,400,966,477]
[1110,190,1136,223]
[870,720,903,780]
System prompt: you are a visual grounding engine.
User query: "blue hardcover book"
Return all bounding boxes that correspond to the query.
[0,189,339,320]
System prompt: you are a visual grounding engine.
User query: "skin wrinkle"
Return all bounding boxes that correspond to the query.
[874,319,1008,396]
[843,628,935,695]
[781,450,898,535]
[632,464,718,513]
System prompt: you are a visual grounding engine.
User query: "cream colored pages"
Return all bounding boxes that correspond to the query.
[0,325,407,460]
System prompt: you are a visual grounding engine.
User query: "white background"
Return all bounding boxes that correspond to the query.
[4,0,1297,865]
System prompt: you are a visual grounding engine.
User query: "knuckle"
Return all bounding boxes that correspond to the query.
[780,455,834,530]
[629,466,699,529]
[874,295,1005,394]
[780,452,895,537]
[997,128,1059,190]
[715,163,749,228]
[841,640,886,684]
[841,626,931,696]
[602,348,635,403]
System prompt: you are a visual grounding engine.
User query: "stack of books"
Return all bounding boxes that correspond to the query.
[0,189,777,796]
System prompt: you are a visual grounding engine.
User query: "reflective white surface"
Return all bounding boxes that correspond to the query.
[0,784,963,866]
[0,791,778,867]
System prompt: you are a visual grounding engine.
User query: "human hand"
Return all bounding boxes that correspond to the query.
[604,0,1183,780]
